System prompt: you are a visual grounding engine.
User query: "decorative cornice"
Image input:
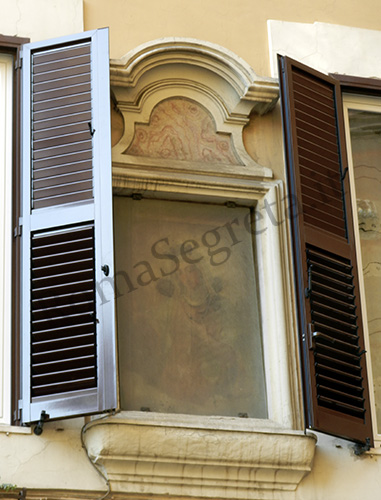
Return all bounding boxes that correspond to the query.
[110,38,279,178]
[110,38,279,115]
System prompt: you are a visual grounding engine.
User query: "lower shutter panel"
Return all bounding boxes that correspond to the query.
[279,55,373,445]
[31,225,97,398]
[307,246,366,419]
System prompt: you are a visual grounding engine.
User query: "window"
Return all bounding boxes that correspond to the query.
[0,33,318,497]
[114,191,267,418]
[343,93,381,441]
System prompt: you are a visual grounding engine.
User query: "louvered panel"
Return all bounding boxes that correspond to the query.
[291,67,347,238]
[306,246,366,419]
[30,225,97,398]
[31,41,93,209]
[33,110,92,132]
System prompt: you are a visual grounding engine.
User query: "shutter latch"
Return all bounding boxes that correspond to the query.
[354,437,371,455]
[34,410,50,436]
[88,122,96,136]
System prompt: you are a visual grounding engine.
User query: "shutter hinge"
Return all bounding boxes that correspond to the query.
[304,263,313,298]
[14,53,22,71]
[14,400,23,423]
[14,217,23,238]
[353,437,371,455]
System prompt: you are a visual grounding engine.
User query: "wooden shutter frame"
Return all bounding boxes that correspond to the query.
[20,29,117,424]
[279,55,373,445]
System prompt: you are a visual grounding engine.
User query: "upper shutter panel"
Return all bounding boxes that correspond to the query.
[21,29,117,424]
[278,55,373,445]
[31,42,93,209]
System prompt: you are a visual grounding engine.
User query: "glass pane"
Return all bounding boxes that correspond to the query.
[114,197,267,418]
[348,108,381,433]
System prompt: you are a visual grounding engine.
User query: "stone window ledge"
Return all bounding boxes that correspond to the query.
[83,411,316,500]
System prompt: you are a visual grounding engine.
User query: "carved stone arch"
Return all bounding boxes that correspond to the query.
[110,38,279,179]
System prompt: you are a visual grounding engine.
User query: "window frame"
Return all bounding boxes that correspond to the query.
[341,89,381,449]
[0,35,28,426]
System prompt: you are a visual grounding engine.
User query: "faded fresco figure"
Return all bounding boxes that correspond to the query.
[114,197,268,418]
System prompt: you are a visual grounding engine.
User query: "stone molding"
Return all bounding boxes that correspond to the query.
[83,412,316,500]
[110,38,279,178]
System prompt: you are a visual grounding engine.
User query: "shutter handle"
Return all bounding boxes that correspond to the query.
[88,122,96,136]
[101,265,110,276]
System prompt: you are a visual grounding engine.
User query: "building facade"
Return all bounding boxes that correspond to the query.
[1,1,381,499]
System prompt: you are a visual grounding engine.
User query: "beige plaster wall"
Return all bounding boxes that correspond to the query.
[0,0,83,42]
[84,0,381,76]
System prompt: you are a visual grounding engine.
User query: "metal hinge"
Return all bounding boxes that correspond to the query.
[15,52,22,71]
[14,217,23,238]
[14,400,23,423]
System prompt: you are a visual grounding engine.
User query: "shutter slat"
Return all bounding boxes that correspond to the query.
[33,111,92,131]
[33,92,92,112]
[33,82,91,102]
[32,300,94,321]
[34,121,89,141]
[33,190,93,209]
[33,160,92,180]
[33,54,91,75]
[34,169,93,190]
[33,140,92,160]
[311,291,356,315]
[33,150,92,170]
[33,63,92,84]
[33,333,96,352]
[292,69,333,97]
[299,184,344,210]
[295,109,337,136]
[32,324,95,344]
[33,72,91,93]
[34,101,91,122]
[294,100,336,127]
[317,396,365,418]
[33,43,91,65]
[33,130,91,150]
[31,378,96,398]
[303,214,346,238]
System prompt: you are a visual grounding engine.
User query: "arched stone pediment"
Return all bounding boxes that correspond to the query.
[110,38,279,179]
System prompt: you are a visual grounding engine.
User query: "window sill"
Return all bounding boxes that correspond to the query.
[82,411,316,500]
[0,424,31,435]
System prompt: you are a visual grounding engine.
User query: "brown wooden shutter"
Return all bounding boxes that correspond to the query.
[21,29,117,424]
[278,55,373,445]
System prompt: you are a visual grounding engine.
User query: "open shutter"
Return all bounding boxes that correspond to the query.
[20,29,116,423]
[278,55,373,445]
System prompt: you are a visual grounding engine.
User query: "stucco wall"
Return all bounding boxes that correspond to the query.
[1,1,381,499]
[0,0,83,42]
[83,0,381,76]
